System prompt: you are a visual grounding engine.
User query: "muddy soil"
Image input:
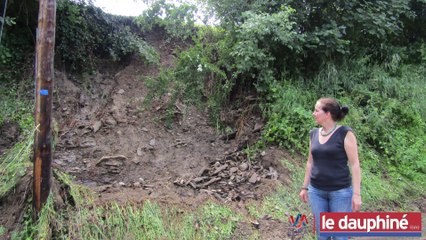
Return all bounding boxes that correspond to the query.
[0,34,300,239]
[0,121,20,156]
[0,175,31,240]
[51,36,298,238]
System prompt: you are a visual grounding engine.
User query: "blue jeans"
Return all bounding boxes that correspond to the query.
[308,184,352,240]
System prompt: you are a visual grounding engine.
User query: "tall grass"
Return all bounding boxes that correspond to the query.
[262,59,426,209]
[0,80,34,130]
[0,130,34,197]
[10,195,55,240]
[12,171,242,240]
[60,199,240,240]
[0,78,34,197]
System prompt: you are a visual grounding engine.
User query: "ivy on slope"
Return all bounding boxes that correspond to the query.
[56,0,159,73]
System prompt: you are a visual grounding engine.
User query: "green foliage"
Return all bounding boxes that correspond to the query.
[199,0,422,97]
[351,93,426,181]
[14,190,240,240]
[1,0,161,77]
[248,159,311,220]
[0,80,34,130]
[135,0,197,41]
[199,203,240,239]
[231,7,301,92]
[0,226,5,237]
[65,201,168,239]
[55,171,94,206]
[0,16,33,82]
[11,195,56,240]
[0,130,33,198]
[0,44,14,67]
[6,167,241,239]
[56,0,159,72]
[262,81,317,153]
[2,2,425,238]
[153,1,424,193]
[204,0,252,26]
[145,26,234,125]
[361,169,423,211]
[262,59,426,190]
[420,43,426,63]
[174,27,233,120]
[0,16,16,27]
[0,80,34,198]
[134,39,160,64]
[142,69,181,128]
[206,0,422,72]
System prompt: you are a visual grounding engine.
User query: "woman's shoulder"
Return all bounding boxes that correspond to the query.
[309,127,319,134]
[339,125,354,135]
[309,127,318,138]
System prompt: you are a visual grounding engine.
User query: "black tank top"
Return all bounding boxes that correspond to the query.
[310,126,352,191]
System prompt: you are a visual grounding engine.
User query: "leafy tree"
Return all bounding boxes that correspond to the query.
[231,7,302,91]
[135,0,197,41]
[203,0,420,70]
[0,0,37,81]
[402,0,426,62]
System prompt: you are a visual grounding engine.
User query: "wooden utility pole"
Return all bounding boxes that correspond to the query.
[33,0,56,214]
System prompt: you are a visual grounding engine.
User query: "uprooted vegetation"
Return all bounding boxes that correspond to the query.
[1,0,425,239]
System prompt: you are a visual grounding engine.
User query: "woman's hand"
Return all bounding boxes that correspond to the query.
[299,189,309,203]
[352,194,362,212]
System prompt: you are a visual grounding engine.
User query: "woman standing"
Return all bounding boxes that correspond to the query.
[299,98,362,240]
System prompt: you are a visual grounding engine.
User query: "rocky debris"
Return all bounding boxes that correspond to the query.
[78,125,93,136]
[137,142,155,154]
[67,167,82,173]
[96,155,127,166]
[136,147,144,156]
[253,122,264,133]
[220,131,237,141]
[132,157,141,164]
[80,138,97,148]
[134,138,158,155]
[103,115,117,127]
[266,167,278,180]
[60,138,78,148]
[94,179,154,193]
[92,121,102,133]
[248,172,260,184]
[96,155,127,174]
[172,139,187,147]
[174,151,278,202]
[54,152,77,166]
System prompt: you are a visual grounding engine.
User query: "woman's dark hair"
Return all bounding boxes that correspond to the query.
[318,98,349,121]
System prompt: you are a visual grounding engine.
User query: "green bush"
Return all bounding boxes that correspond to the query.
[262,59,425,188]
[145,26,234,125]
[56,0,158,72]
[262,81,316,153]
[0,81,33,130]
[135,0,196,41]
[0,16,33,82]
[231,7,301,92]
